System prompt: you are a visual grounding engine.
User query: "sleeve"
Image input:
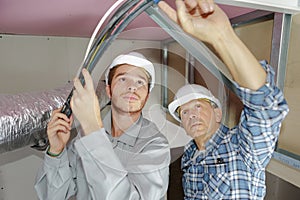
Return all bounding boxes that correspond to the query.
[74,128,170,200]
[34,148,77,200]
[235,60,289,169]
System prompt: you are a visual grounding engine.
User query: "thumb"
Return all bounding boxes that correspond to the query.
[158,1,178,23]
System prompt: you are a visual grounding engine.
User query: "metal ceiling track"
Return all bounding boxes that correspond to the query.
[146,5,237,95]
[146,0,300,94]
[146,0,300,170]
[215,0,300,14]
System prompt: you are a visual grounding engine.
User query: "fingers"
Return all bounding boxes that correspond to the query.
[51,109,71,123]
[195,0,215,14]
[179,0,214,15]
[175,0,188,24]
[81,68,94,91]
[158,1,178,23]
[184,0,198,11]
[73,68,94,93]
[48,111,72,134]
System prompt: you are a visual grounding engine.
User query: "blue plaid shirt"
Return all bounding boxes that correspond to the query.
[181,61,289,200]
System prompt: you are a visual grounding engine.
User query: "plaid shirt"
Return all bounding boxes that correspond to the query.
[182,61,289,200]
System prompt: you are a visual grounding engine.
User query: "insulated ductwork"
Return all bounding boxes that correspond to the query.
[0,0,156,154]
[0,81,109,154]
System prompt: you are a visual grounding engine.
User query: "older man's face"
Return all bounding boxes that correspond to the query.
[179,99,221,139]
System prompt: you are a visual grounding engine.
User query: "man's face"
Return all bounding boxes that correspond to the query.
[106,64,149,114]
[179,99,221,139]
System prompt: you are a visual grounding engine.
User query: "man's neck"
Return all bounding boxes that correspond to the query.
[111,108,141,137]
[194,135,211,151]
[194,124,220,151]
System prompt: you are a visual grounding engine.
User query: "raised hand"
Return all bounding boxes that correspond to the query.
[71,68,103,135]
[158,0,232,45]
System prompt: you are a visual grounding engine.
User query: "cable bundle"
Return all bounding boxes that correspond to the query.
[61,0,158,118]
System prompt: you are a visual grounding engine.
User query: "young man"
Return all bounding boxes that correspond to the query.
[159,0,289,199]
[35,52,170,200]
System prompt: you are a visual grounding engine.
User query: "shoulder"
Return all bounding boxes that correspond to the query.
[132,117,170,155]
[140,117,168,143]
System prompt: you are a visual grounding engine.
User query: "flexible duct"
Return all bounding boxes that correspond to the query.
[0,0,157,154]
[0,81,109,154]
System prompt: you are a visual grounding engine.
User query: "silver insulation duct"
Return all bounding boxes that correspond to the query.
[0,81,109,154]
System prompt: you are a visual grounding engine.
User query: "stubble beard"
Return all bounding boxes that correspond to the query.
[112,99,144,115]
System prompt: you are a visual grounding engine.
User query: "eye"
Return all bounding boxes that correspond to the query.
[119,77,126,82]
[137,79,146,86]
[195,103,201,109]
[181,110,188,116]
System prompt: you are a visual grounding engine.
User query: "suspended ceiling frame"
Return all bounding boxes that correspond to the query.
[215,0,300,14]
[146,1,300,169]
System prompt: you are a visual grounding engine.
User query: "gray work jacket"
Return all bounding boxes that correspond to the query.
[35,112,170,200]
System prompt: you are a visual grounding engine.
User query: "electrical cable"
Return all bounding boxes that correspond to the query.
[84,0,127,61]
[60,0,140,117]
[60,0,157,118]
[85,0,144,71]
[83,0,140,73]
[31,0,160,151]
[84,0,139,61]
[87,1,155,74]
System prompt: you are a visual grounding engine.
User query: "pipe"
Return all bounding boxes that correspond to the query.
[0,81,109,154]
[0,0,157,154]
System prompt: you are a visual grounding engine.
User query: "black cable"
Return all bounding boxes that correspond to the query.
[74,0,142,88]
[88,1,155,73]
[61,0,155,118]
[31,0,160,151]
[60,0,140,117]
[84,0,140,71]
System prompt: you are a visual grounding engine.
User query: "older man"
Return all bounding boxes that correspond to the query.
[160,0,289,199]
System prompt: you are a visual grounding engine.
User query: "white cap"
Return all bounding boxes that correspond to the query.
[168,84,221,122]
[105,52,155,91]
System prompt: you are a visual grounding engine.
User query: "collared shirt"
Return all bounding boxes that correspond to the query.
[182,61,289,200]
[35,111,170,200]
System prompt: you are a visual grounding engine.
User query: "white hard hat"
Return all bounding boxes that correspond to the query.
[168,84,221,122]
[105,52,155,91]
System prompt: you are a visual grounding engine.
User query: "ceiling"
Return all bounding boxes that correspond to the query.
[0,0,254,40]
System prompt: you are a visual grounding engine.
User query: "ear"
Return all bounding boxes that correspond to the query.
[105,85,112,99]
[214,107,222,123]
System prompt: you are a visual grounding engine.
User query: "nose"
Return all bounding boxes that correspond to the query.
[189,110,198,119]
[128,82,137,92]
[128,86,137,92]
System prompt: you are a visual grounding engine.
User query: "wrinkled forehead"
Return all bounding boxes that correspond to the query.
[182,98,210,107]
[177,98,212,114]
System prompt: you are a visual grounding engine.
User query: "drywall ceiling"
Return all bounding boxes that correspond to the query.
[0,0,254,40]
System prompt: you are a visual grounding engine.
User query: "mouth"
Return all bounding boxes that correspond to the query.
[123,94,139,101]
[190,122,202,129]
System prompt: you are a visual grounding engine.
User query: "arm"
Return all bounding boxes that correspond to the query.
[159,0,289,168]
[235,62,289,168]
[70,69,170,199]
[35,108,76,199]
[74,129,170,199]
[34,149,76,200]
[158,0,267,90]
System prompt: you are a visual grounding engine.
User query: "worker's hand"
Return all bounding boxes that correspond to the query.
[71,68,103,135]
[47,108,73,155]
[158,0,233,45]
